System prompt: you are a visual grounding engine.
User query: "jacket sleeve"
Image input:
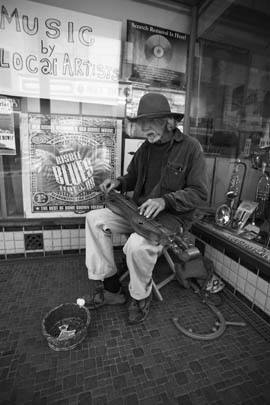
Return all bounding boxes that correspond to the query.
[116,146,142,193]
[163,141,209,212]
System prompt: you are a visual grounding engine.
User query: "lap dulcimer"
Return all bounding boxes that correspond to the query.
[105,190,212,289]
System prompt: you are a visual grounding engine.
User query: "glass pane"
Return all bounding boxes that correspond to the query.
[3,113,23,217]
[192,1,270,162]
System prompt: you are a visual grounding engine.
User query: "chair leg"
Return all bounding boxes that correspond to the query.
[152,281,164,301]
[119,270,129,283]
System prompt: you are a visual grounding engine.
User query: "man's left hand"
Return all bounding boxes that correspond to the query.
[138,198,166,219]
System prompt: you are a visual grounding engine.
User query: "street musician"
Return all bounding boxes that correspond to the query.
[84,93,209,324]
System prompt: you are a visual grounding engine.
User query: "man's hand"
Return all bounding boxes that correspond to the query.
[138,198,165,219]
[99,178,120,193]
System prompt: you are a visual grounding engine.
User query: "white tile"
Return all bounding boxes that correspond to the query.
[265,296,270,314]
[43,230,52,239]
[79,229,85,237]
[230,260,239,274]
[245,282,255,300]
[44,239,53,249]
[14,232,24,241]
[79,237,85,248]
[53,239,62,248]
[247,271,258,287]
[215,261,223,275]
[70,229,79,238]
[4,232,14,241]
[71,240,80,249]
[62,239,71,248]
[15,240,24,249]
[211,248,217,259]
[216,251,223,263]
[52,230,61,239]
[5,240,15,250]
[112,234,120,244]
[257,277,269,295]
[72,241,80,249]
[222,266,230,281]
[14,247,25,253]
[120,235,128,244]
[229,271,237,287]
[254,289,267,310]
[238,265,248,280]
[236,276,246,293]
[61,229,70,238]
[223,255,231,269]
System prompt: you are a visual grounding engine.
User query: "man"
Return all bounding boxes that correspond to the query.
[85,93,209,324]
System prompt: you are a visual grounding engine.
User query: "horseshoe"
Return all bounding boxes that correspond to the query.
[172,301,227,340]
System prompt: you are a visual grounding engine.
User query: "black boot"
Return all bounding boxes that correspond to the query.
[84,279,126,309]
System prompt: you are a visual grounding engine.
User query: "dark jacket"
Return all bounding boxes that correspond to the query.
[117,129,209,230]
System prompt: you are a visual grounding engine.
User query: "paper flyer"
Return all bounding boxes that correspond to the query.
[127,20,187,90]
[0,98,16,155]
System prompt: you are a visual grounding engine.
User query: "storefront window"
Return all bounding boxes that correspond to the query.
[0,0,123,220]
[191,1,270,211]
[0,0,188,221]
[191,1,270,161]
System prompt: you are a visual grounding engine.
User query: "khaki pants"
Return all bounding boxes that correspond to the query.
[85,208,163,300]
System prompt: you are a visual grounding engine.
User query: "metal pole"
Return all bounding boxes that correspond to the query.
[184,6,197,136]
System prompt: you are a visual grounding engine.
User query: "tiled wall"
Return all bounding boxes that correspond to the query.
[203,242,270,319]
[0,226,127,260]
[2,223,269,324]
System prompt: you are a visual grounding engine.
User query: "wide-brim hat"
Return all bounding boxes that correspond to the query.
[127,92,184,122]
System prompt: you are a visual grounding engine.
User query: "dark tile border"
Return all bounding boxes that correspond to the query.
[44,250,63,256]
[26,252,44,258]
[24,226,43,231]
[3,226,23,232]
[6,253,25,260]
[63,249,80,255]
[43,225,61,230]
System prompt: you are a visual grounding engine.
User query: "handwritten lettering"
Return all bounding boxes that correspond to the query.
[0,6,95,46]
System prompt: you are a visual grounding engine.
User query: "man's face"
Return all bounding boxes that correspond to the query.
[138,117,167,143]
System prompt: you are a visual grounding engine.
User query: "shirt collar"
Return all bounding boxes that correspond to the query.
[171,128,184,143]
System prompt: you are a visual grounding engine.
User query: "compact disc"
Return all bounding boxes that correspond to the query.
[144,34,173,68]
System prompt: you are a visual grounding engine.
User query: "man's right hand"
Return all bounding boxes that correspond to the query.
[99,178,120,193]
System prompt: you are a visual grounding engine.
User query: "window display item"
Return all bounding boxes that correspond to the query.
[254,162,270,220]
[231,200,258,232]
[215,159,247,227]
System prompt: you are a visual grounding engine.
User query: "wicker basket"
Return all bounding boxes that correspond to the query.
[41,303,91,351]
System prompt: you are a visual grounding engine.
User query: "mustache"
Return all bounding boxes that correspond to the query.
[143,129,156,137]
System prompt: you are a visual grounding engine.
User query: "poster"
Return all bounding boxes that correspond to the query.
[127,20,187,90]
[0,0,122,104]
[0,98,16,155]
[21,114,122,217]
